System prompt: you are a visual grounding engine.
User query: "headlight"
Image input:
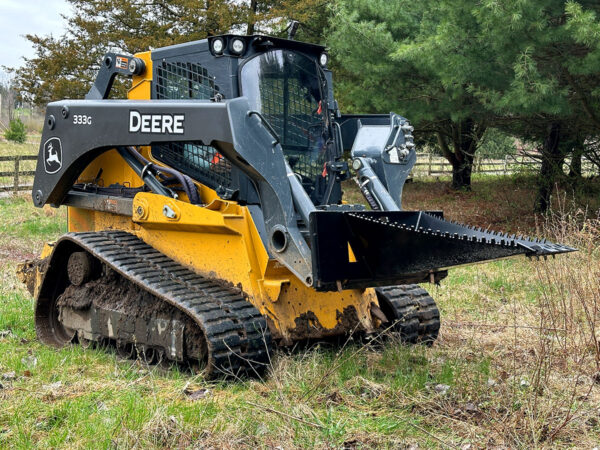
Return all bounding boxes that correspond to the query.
[231,38,245,55]
[211,38,224,55]
[319,52,328,67]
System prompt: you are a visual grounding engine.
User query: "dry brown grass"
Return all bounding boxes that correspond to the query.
[425,205,600,447]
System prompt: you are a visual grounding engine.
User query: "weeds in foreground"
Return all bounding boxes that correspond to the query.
[1,184,600,447]
[526,205,600,442]
[246,204,600,447]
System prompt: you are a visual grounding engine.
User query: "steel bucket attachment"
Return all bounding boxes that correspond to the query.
[309,210,575,291]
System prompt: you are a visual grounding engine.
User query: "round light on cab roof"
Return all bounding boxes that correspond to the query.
[212,38,224,54]
[319,52,328,67]
[231,38,245,55]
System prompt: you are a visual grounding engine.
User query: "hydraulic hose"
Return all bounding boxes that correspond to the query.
[116,147,174,199]
[123,146,201,205]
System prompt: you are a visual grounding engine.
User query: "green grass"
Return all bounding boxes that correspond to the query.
[0,136,40,189]
[0,196,66,258]
[0,177,599,448]
[0,135,40,156]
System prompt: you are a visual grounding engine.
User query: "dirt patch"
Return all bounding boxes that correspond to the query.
[16,257,48,296]
[0,244,38,264]
[56,265,206,359]
[288,305,362,341]
[58,268,167,315]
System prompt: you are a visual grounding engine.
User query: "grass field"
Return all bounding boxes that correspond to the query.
[0,155,599,447]
[0,137,40,190]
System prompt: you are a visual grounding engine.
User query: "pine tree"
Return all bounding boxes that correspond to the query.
[4,118,27,144]
[469,0,600,211]
[329,0,600,204]
[328,0,496,190]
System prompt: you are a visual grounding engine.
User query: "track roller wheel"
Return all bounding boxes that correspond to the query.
[67,251,96,286]
[375,284,440,344]
[35,294,76,348]
[116,341,136,359]
[77,331,94,349]
[140,346,158,365]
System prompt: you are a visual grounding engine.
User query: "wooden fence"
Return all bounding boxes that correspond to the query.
[412,153,596,177]
[0,155,37,195]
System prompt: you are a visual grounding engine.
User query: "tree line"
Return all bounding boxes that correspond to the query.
[11,0,600,212]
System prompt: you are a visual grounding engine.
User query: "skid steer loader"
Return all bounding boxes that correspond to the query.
[19,34,574,377]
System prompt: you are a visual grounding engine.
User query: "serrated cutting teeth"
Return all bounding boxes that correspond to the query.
[345,211,576,263]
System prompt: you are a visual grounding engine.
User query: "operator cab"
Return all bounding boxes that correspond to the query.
[241,49,331,201]
[149,35,342,206]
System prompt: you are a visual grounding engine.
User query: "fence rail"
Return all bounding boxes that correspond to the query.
[412,153,596,177]
[0,153,596,197]
[0,155,37,194]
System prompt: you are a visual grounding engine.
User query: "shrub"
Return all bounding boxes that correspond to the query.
[4,118,27,144]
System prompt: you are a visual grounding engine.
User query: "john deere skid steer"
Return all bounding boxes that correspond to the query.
[19,34,574,377]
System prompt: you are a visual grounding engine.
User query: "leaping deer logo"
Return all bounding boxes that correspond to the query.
[46,143,60,165]
[44,138,62,174]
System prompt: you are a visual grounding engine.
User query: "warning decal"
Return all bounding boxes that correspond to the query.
[116,56,129,70]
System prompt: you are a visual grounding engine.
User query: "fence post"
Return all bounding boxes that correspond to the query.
[503,155,508,175]
[428,153,432,176]
[13,156,20,195]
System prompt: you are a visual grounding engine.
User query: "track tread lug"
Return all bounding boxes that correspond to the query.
[376,284,440,344]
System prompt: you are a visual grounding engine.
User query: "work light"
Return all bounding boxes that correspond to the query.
[319,52,328,67]
[231,38,245,55]
[211,38,224,55]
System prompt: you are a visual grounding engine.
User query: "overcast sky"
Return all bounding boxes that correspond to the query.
[0,0,71,71]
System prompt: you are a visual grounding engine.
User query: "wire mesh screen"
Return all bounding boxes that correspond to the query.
[155,61,218,100]
[258,72,327,183]
[152,60,232,189]
[152,142,232,188]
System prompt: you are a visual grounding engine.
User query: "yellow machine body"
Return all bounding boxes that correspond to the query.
[64,50,380,343]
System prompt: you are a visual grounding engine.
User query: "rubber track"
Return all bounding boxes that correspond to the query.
[376,284,440,344]
[60,230,272,377]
